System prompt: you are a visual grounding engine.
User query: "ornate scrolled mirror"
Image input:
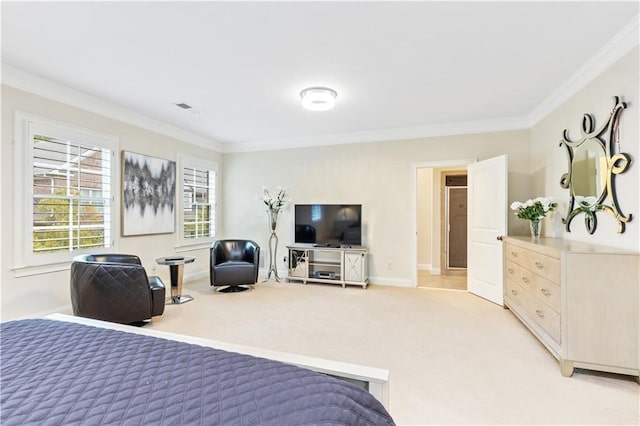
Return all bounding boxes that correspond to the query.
[559,96,633,234]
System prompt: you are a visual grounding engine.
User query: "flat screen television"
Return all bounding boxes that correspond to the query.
[294,204,362,247]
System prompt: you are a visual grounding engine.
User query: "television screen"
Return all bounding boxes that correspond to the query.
[294,204,362,247]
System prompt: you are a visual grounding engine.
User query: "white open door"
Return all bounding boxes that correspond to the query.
[467,155,508,306]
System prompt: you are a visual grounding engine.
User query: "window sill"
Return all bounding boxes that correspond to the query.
[13,262,71,278]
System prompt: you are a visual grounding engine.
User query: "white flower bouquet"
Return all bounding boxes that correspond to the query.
[510,197,558,220]
[261,186,290,231]
[261,186,290,212]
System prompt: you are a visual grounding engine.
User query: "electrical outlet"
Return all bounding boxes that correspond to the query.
[387,262,393,270]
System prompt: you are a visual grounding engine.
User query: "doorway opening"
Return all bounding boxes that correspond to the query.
[442,172,467,275]
[412,156,507,304]
[415,164,468,291]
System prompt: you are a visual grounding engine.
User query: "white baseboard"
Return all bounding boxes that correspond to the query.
[28,304,73,320]
[417,263,432,271]
[430,268,441,275]
[368,276,414,287]
[184,270,209,283]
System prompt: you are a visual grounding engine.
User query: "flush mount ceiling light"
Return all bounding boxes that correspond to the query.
[300,87,338,111]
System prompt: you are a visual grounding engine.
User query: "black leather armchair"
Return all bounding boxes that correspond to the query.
[210,240,260,292]
[70,254,166,324]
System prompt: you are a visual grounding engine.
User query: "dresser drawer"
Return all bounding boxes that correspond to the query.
[506,277,560,344]
[530,297,561,344]
[505,260,536,293]
[533,277,561,312]
[505,244,529,268]
[505,242,560,283]
[505,278,529,309]
[525,251,560,284]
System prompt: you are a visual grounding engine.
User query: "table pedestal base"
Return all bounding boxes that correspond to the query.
[167,295,194,305]
[155,256,196,306]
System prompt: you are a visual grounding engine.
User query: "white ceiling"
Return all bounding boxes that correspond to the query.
[2,2,638,152]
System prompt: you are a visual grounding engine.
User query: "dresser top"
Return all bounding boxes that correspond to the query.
[504,236,639,256]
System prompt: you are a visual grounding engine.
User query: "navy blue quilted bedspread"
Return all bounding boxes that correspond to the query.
[1,319,394,425]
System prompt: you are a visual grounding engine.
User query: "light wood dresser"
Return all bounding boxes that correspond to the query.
[502,236,639,381]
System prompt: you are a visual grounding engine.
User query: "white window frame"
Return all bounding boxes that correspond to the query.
[176,155,218,250]
[14,112,119,273]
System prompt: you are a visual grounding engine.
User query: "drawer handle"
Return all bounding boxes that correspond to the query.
[535,261,544,269]
[511,289,518,296]
[536,309,545,318]
[540,288,551,297]
[511,251,518,257]
[521,277,529,284]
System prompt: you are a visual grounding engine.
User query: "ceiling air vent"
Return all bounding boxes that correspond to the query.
[173,102,204,115]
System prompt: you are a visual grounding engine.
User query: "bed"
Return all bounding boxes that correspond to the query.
[1,314,394,425]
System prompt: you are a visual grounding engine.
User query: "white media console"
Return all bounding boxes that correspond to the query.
[286,245,369,288]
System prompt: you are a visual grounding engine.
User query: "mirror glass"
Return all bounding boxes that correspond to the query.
[570,138,606,207]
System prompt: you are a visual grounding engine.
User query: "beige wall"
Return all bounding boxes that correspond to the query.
[1,86,222,320]
[222,130,532,286]
[531,47,639,251]
[416,168,433,270]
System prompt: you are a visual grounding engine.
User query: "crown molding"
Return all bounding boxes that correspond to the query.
[528,15,639,126]
[1,65,224,152]
[221,115,531,153]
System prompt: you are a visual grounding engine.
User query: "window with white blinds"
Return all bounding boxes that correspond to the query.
[32,135,113,253]
[14,112,118,270]
[181,159,217,241]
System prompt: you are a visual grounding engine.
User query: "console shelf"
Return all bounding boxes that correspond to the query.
[309,261,341,267]
[286,245,368,289]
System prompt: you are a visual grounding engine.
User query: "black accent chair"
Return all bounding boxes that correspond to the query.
[70,254,166,324]
[210,240,260,293]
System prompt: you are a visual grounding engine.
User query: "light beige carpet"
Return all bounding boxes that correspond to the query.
[418,270,467,291]
[148,279,639,425]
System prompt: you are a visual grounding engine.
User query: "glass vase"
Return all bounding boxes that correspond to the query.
[529,218,542,240]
